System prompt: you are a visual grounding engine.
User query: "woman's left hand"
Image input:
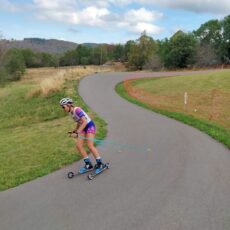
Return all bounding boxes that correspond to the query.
[68,131,79,138]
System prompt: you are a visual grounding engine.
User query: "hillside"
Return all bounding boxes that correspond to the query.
[1,38,79,54]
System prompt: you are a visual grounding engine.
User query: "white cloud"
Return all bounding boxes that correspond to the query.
[0,0,164,37]
[31,1,164,35]
[79,0,110,7]
[33,0,75,11]
[79,7,110,26]
[119,8,163,35]
[107,0,230,15]
[154,0,230,14]
[80,0,132,7]
[124,8,162,23]
[82,0,230,15]
[33,0,110,27]
[0,0,20,12]
[2,0,230,17]
[130,22,163,34]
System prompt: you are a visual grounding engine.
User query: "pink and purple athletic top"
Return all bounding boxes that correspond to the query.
[70,107,96,134]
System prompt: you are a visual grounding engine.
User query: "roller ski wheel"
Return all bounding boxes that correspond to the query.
[88,174,94,180]
[88,163,110,180]
[67,167,93,179]
[67,171,75,179]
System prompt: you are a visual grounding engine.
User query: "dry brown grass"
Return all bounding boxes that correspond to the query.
[32,76,66,96]
[24,65,115,97]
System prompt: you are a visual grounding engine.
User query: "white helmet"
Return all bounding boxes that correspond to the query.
[59,98,73,106]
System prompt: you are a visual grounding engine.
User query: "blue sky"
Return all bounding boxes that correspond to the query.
[0,0,229,44]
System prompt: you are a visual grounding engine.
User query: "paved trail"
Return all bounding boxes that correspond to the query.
[0,71,230,230]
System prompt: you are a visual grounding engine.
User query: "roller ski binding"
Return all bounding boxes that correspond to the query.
[88,162,110,180]
[67,162,94,179]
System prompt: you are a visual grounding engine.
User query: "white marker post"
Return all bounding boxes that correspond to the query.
[184,92,188,112]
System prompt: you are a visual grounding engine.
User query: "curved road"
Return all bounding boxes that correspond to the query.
[0,71,230,230]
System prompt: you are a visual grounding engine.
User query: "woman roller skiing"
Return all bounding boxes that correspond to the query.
[60,97,105,174]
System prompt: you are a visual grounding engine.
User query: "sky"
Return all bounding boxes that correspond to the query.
[0,0,229,44]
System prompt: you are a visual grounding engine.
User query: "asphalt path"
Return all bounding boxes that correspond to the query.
[0,71,230,230]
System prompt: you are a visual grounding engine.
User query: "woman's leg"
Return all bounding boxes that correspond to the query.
[76,134,93,169]
[86,132,100,159]
[75,134,88,158]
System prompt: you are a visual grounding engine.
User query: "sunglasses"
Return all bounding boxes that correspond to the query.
[61,105,65,109]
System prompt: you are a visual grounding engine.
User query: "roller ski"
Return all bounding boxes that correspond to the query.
[67,161,94,179]
[88,162,110,180]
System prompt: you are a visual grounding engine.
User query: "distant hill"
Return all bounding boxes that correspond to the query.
[1,38,79,54]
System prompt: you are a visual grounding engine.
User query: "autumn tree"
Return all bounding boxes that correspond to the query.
[127,31,157,70]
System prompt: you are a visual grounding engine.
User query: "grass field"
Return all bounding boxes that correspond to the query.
[116,70,230,148]
[0,66,111,191]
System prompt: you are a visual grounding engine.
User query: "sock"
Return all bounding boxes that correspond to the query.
[96,157,102,163]
[84,157,91,164]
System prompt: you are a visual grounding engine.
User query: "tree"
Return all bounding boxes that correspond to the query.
[143,54,162,71]
[157,38,170,68]
[90,45,107,65]
[0,32,5,58]
[193,15,230,64]
[40,52,56,67]
[194,44,220,67]
[193,19,222,63]
[4,48,26,81]
[127,43,142,70]
[194,20,222,47]
[221,15,230,63]
[75,45,91,65]
[112,44,125,61]
[0,67,8,85]
[127,31,157,70]
[0,33,10,84]
[59,49,77,66]
[124,40,135,61]
[21,49,38,67]
[165,31,197,68]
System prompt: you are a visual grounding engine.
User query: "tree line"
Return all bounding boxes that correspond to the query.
[129,14,230,70]
[0,15,229,84]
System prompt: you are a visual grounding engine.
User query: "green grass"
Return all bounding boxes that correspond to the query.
[131,71,230,94]
[0,78,107,191]
[0,82,65,129]
[123,70,230,128]
[115,73,230,149]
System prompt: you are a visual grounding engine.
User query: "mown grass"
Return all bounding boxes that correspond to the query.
[0,66,109,191]
[116,70,230,149]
